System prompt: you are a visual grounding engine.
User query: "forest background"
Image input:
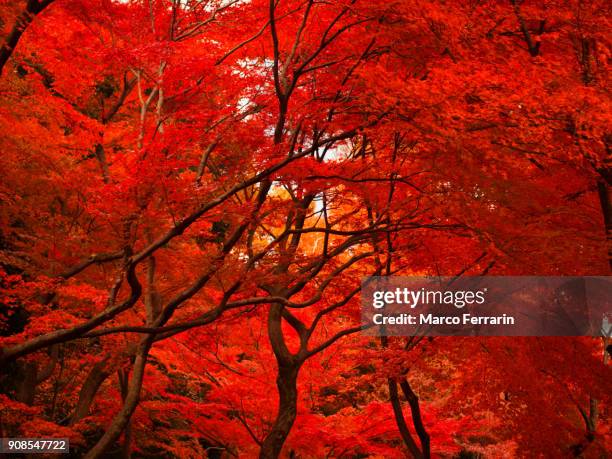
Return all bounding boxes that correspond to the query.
[0,0,610,457]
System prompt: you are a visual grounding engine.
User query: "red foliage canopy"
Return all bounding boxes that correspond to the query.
[0,0,610,457]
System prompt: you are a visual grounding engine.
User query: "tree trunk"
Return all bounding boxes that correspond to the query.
[16,361,37,405]
[259,364,299,459]
[388,378,423,459]
[259,300,301,459]
[596,178,612,272]
[83,342,151,459]
[400,378,430,459]
[69,356,112,424]
[118,368,133,459]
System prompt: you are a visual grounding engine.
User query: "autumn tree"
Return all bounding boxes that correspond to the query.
[0,0,610,458]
